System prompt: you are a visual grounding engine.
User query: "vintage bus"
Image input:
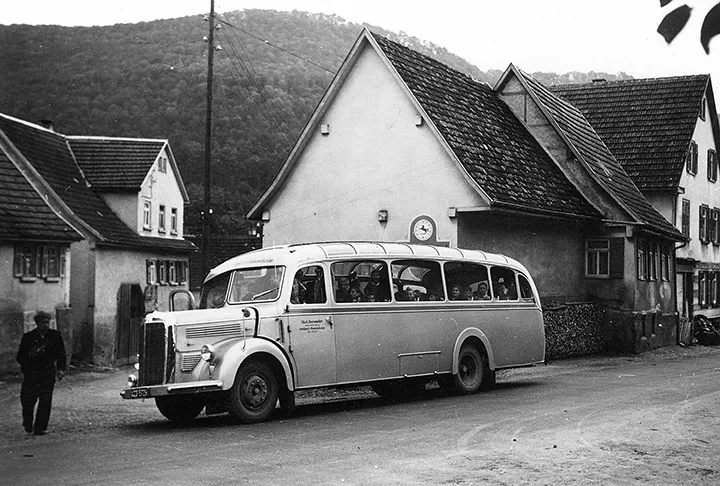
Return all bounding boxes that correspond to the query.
[121,242,545,424]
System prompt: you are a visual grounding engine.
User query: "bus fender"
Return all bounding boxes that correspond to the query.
[452,328,496,373]
[211,337,294,392]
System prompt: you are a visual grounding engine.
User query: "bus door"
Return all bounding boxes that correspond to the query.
[285,265,337,387]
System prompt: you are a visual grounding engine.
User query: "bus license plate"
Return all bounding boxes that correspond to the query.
[129,387,149,399]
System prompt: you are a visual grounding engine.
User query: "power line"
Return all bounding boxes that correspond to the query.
[215,17,336,75]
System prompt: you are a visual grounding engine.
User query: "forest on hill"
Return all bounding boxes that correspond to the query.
[0,9,632,236]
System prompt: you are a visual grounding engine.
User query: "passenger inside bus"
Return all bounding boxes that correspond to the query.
[474,281,492,300]
[364,268,390,302]
[336,277,351,303]
[450,284,463,300]
[462,286,474,301]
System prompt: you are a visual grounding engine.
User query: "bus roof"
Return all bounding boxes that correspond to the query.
[205,242,527,283]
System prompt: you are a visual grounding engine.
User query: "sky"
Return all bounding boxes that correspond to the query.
[3,0,720,94]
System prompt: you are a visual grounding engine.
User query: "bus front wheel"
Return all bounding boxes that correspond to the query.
[451,344,489,394]
[155,395,205,424]
[229,361,279,423]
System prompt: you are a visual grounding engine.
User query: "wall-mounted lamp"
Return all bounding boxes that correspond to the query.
[378,209,388,223]
[320,124,330,135]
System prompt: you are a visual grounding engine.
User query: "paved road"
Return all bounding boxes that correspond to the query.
[2,346,719,485]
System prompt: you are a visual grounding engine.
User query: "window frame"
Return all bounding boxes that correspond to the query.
[158,204,166,233]
[708,149,718,182]
[143,200,152,230]
[700,204,710,243]
[585,239,610,278]
[170,208,178,235]
[681,199,691,238]
[687,141,698,175]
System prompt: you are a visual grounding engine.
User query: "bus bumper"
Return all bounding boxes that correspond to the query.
[121,380,223,399]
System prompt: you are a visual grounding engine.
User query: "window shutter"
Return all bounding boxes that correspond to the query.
[610,237,624,278]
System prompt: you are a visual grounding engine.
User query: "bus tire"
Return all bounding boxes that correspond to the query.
[229,360,279,423]
[452,344,487,395]
[155,395,205,424]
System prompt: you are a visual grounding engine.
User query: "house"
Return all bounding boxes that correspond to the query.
[550,77,720,332]
[0,113,195,370]
[247,29,684,355]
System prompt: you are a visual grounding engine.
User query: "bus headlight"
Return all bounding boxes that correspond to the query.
[127,374,138,388]
[201,344,216,362]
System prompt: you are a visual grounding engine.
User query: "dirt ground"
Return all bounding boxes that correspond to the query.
[2,345,720,485]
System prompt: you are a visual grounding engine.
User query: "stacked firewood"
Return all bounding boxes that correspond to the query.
[543,303,604,360]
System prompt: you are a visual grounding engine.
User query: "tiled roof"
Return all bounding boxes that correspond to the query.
[518,71,681,237]
[68,137,166,191]
[370,34,600,220]
[0,151,81,242]
[0,114,195,252]
[550,75,710,190]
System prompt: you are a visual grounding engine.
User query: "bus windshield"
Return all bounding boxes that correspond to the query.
[227,266,285,303]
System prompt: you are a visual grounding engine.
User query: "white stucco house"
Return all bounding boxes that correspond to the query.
[248,29,685,355]
[0,113,196,369]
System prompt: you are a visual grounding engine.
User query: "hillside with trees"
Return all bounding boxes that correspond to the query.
[0,9,632,236]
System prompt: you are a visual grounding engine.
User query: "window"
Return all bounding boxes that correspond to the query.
[700,205,710,243]
[171,208,178,234]
[330,260,391,303]
[392,260,444,302]
[158,260,167,284]
[711,272,718,307]
[444,262,490,300]
[168,261,177,284]
[637,242,647,280]
[178,261,187,283]
[661,246,671,281]
[716,271,720,307]
[143,201,152,230]
[648,243,658,281]
[159,205,166,233]
[158,156,168,173]
[682,199,691,238]
[709,150,718,183]
[288,265,327,304]
[146,260,157,284]
[490,267,518,300]
[700,96,707,121]
[700,271,708,307]
[687,141,698,175]
[13,244,65,281]
[518,274,535,302]
[586,239,610,277]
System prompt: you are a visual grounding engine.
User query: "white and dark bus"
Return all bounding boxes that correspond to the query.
[122,242,545,424]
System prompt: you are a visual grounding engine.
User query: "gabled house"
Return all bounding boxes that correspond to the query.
[0,128,82,372]
[0,113,195,368]
[550,76,720,329]
[248,28,684,354]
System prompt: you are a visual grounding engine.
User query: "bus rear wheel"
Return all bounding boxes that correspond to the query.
[155,395,205,424]
[229,361,279,423]
[451,344,489,394]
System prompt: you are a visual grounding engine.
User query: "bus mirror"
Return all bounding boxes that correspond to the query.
[169,290,196,311]
[242,308,251,318]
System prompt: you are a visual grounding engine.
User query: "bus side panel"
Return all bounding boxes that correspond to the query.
[477,305,545,367]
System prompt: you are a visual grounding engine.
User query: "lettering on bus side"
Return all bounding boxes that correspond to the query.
[298,319,326,333]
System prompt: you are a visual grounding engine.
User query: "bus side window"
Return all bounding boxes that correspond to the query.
[490,266,518,301]
[518,274,535,302]
[294,265,326,304]
[444,261,490,301]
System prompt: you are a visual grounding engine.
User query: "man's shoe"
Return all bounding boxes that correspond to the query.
[32,429,47,436]
[24,426,32,434]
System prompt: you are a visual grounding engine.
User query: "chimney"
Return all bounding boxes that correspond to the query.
[39,119,55,131]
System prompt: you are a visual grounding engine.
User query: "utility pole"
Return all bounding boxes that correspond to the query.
[201,0,215,278]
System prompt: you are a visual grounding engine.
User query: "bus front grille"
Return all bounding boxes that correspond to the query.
[139,321,170,386]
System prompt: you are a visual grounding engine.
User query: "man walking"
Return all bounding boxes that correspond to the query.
[16,311,66,435]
